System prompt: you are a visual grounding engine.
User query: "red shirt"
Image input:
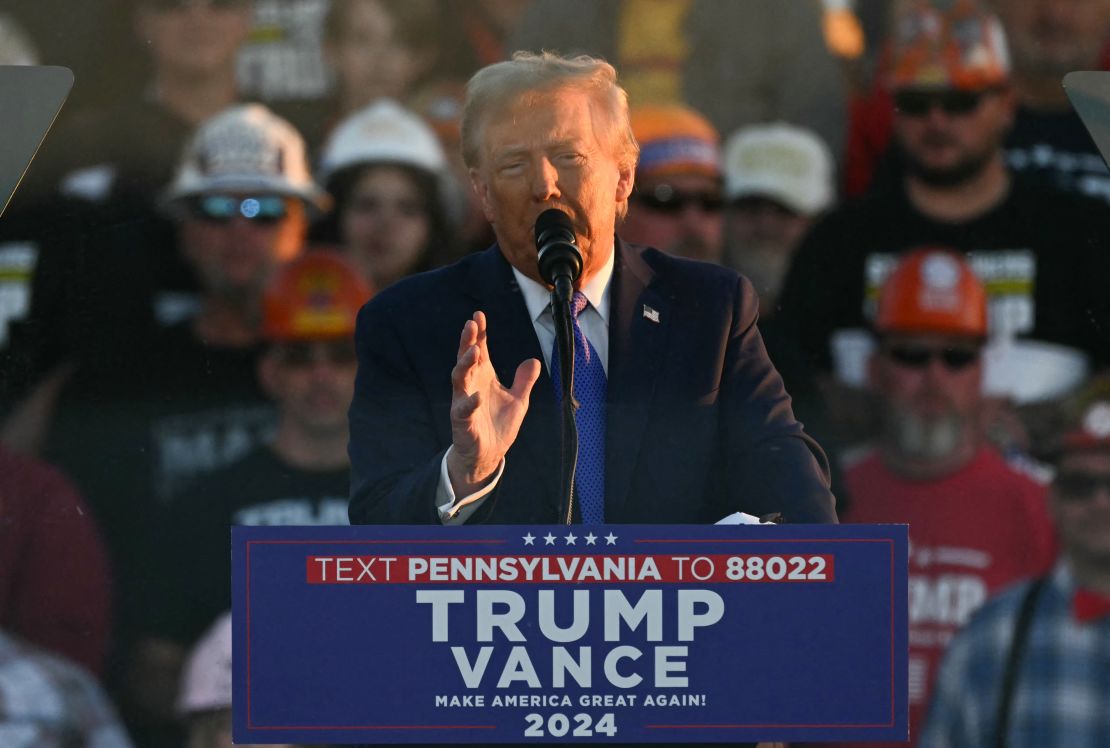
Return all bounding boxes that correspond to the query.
[835,446,1057,747]
[0,446,112,674]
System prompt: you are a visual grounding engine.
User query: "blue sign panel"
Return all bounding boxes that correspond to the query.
[233,524,907,744]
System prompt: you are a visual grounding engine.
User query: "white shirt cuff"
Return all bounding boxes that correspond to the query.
[435,447,504,525]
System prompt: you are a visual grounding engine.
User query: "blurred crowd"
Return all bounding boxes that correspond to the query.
[1,0,1109,746]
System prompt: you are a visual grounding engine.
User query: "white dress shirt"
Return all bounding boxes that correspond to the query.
[436,249,614,523]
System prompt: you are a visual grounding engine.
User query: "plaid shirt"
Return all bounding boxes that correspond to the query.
[0,631,133,747]
[920,561,1110,748]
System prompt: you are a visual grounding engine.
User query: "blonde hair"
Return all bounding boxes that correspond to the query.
[460,50,640,177]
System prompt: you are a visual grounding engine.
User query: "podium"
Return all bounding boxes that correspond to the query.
[232,523,907,744]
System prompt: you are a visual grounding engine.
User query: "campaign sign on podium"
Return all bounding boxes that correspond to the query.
[233,524,907,744]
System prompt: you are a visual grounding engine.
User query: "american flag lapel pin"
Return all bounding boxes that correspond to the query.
[642,305,660,323]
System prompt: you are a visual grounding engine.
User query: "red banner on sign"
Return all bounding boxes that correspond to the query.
[306,554,835,584]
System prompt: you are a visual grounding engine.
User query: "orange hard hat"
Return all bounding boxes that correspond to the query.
[875,248,987,337]
[262,250,372,342]
[887,0,1010,92]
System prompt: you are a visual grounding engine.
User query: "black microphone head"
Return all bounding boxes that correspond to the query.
[534,208,575,248]
[535,208,582,285]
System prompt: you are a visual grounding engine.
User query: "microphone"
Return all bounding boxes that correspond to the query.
[535,208,582,292]
[535,208,582,523]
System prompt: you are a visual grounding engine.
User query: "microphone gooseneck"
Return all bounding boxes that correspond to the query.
[534,208,582,524]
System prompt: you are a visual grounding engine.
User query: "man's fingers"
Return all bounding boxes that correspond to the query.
[451,345,479,395]
[474,311,490,358]
[510,358,542,401]
[457,318,478,359]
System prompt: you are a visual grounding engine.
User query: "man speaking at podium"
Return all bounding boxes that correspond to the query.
[347,52,837,527]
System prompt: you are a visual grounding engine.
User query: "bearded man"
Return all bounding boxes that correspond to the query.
[775,1,1110,394]
[832,247,1057,748]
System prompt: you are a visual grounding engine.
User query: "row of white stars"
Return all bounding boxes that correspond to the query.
[522,532,617,546]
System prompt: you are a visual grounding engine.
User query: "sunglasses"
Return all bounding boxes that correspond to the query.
[894,89,997,117]
[192,195,288,224]
[634,188,723,214]
[883,344,980,370]
[1054,471,1110,502]
[277,340,358,368]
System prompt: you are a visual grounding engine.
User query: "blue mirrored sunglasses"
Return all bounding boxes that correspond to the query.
[192,195,289,224]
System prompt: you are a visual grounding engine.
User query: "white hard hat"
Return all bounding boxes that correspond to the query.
[177,611,233,715]
[318,99,449,185]
[164,104,330,215]
[723,123,834,216]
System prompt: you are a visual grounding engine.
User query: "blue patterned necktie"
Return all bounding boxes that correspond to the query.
[550,292,607,524]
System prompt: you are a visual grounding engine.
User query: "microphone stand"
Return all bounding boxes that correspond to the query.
[535,208,583,525]
[550,274,578,525]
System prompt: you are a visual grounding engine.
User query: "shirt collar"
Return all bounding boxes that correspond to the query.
[510,245,614,324]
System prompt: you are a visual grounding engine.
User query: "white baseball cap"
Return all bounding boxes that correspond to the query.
[723,123,834,216]
[177,611,232,715]
[164,104,330,215]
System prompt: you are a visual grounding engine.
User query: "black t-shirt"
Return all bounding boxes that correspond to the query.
[14,210,194,379]
[0,195,89,407]
[136,322,277,504]
[3,200,197,415]
[143,445,350,646]
[1005,105,1110,203]
[42,322,275,639]
[775,180,1110,383]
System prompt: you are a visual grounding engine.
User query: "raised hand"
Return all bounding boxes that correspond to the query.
[446,311,541,496]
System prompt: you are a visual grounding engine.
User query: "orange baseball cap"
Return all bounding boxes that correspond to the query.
[887,0,1010,92]
[262,251,372,342]
[629,105,721,179]
[875,248,987,338]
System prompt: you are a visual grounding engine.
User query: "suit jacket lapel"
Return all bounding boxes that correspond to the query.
[464,246,562,516]
[606,240,669,518]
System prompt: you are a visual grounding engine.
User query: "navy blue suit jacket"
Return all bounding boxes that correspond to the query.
[348,240,837,525]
